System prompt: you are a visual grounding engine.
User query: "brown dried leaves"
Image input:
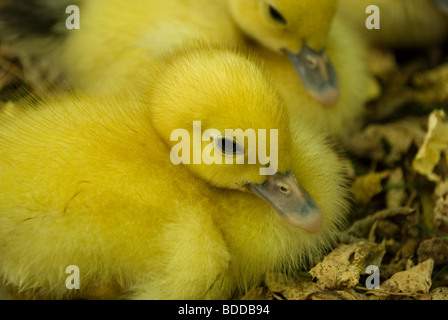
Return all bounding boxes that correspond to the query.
[308,241,386,291]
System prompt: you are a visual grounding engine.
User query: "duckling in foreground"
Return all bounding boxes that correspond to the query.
[0,44,349,299]
[0,0,370,137]
[338,0,448,48]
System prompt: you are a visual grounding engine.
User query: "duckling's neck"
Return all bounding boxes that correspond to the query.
[208,189,305,293]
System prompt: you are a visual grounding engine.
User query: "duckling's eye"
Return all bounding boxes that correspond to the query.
[215,137,244,156]
[268,5,287,24]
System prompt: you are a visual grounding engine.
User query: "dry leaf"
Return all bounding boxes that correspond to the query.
[412,110,448,182]
[351,171,390,205]
[309,241,386,291]
[381,259,434,296]
[263,273,371,300]
[308,290,357,300]
[347,207,418,240]
[368,48,398,81]
[429,287,448,300]
[263,273,320,300]
[420,191,437,229]
[365,88,416,123]
[413,63,448,105]
[382,238,420,278]
[344,118,426,165]
[263,273,366,300]
[413,63,448,88]
[417,237,448,265]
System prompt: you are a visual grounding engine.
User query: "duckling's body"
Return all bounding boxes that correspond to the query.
[0,46,349,299]
[338,0,448,48]
[38,0,241,94]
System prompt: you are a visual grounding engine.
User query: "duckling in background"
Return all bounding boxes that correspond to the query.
[338,0,448,48]
[0,0,339,105]
[253,17,370,137]
[0,44,349,299]
[0,0,370,136]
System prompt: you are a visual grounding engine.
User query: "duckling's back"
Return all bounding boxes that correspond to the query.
[0,94,229,299]
[55,0,239,93]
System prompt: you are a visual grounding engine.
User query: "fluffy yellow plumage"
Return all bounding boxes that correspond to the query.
[338,0,448,48]
[0,0,369,136]
[0,44,349,299]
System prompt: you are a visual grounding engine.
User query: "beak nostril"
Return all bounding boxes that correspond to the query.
[306,57,318,69]
[280,186,289,193]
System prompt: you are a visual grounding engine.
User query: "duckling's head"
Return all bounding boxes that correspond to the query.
[228,0,340,106]
[148,44,322,233]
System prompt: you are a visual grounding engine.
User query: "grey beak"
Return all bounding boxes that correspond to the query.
[286,44,339,107]
[247,171,323,233]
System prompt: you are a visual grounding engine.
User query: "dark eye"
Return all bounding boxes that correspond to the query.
[215,137,244,156]
[269,5,287,24]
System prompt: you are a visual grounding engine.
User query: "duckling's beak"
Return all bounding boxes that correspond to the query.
[433,0,448,14]
[247,171,323,233]
[286,44,339,107]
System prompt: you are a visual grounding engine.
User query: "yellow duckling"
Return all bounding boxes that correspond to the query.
[0,0,370,136]
[0,44,349,299]
[338,0,448,48]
